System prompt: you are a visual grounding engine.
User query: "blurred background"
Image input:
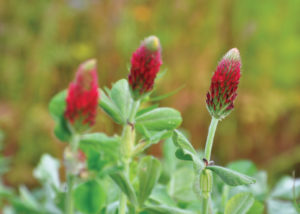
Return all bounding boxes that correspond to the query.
[0,0,299,188]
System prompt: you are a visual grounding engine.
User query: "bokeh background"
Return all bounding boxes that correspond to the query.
[0,0,299,188]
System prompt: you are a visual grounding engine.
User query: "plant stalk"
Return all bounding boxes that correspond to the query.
[66,175,75,214]
[202,197,209,214]
[201,117,219,214]
[119,100,140,214]
[204,117,219,161]
[65,134,80,214]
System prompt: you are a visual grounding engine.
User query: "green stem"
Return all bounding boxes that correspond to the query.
[204,117,219,161]
[202,197,209,214]
[201,117,219,214]
[119,100,140,214]
[66,175,75,214]
[65,134,80,214]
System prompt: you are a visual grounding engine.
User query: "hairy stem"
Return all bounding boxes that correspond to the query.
[204,117,219,161]
[202,197,209,214]
[65,134,80,214]
[202,117,219,214]
[119,100,140,214]
[66,175,75,214]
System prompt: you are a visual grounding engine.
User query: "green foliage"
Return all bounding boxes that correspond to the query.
[143,205,194,214]
[136,108,182,132]
[224,192,254,214]
[135,108,182,144]
[172,130,204,170]
[137,156,161,206]
[99,79,133,125]
[74,180,106,214]
[48,90,71,142]
[109,172,138,205]
[247,200,264,214]
[207,165,256,186]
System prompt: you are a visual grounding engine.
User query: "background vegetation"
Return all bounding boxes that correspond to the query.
[0,0,299,188]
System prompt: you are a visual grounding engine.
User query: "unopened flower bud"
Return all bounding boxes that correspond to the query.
[65,59,100,132]
[206,48,241,119]
[128,36,162,99]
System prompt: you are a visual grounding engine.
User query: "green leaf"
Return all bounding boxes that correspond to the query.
[19,186,40,210]
[109,172,137,205]
[150,85,185,102]
[168,166,196,202]
[135,108,182,133]
[137,126,173,146]
[267,199,299,214]
[247,200,264,214]
[138,156,161,205]
[225,192,254,214]
[143,205,194,214]
[149,185,177,207]
[49,90,67,119]
[207,165,256,186]
[110,79,133,120]
[80,133,120,160]
[136,104,159,117]
[74,180,106,214]
[271,176,300,200]
[227,160,257,176]
[99,89,124,124]
[172,130,203,170]
[48,90,71,142]
[33,154,60,188]
[99,79,133,124]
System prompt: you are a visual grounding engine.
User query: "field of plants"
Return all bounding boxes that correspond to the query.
[0,1,299,214]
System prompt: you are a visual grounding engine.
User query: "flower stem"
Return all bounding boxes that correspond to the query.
[66,175,75,214]
[65,134,80,214]
[119,100,140,214]
[202,197,209,214]
[204,117,219,161]
[201,117,219,214]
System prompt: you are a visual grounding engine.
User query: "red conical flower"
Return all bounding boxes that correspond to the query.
[206,48,241,119]
[128,36,163,99]
[65,59,99,131]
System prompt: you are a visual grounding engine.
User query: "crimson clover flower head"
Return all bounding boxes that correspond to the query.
[65,59,99,132]
[206,48,241,119]
[128,35,163,99]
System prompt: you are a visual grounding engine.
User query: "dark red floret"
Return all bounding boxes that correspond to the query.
[206,48,241,119]
[65,59,99,129]
[128,36,162,97]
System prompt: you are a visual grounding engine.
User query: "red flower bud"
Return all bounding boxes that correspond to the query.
[128,36,162,99]
[65,59,99,131]
[206,48,241,119]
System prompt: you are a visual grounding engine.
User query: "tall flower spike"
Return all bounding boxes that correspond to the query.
[65,59,99,132]
[206,48,241,119]
[128,35,163,99]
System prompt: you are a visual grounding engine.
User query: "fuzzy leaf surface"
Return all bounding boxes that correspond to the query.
[207,165,256,186]
[110,172,137,205]
[225,192,254,214]
[74,180,106,214]
[138,156,161,205]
